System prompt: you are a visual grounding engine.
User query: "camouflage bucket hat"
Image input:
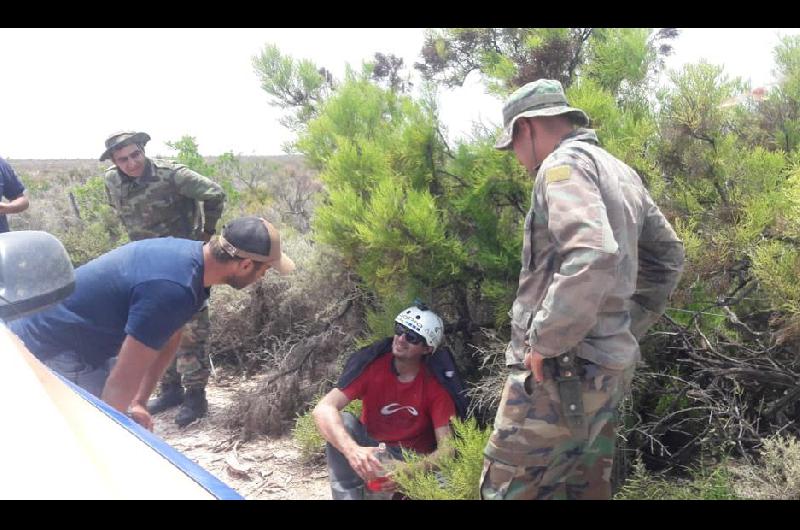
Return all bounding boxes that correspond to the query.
[495,79,590,150]
[100,131,151,161]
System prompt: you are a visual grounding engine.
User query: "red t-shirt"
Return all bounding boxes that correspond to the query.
[341,353,456,454]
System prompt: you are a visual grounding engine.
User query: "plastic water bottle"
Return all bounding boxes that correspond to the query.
[364,443,394,500]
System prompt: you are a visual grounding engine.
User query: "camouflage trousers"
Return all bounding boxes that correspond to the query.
[159,306,211,391]
[481,359,633,500]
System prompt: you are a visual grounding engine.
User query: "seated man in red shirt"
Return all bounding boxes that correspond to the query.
[313,304,463,500]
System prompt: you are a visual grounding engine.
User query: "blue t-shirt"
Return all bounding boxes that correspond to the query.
[10,238,207,367]
[0,157,26,233]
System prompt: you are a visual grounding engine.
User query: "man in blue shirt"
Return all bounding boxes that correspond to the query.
[0,156,29,233]
[10,216,295,430]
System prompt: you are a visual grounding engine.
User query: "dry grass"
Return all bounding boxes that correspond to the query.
[216,238,368,439]
[464,328,510,422]
[731,434,800,499]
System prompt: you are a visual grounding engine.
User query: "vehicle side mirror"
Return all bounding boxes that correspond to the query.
[0,231,75,321]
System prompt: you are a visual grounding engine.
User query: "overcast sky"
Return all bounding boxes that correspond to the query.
[1,28,798,160]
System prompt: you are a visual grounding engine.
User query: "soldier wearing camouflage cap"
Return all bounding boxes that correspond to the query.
[481,80,685,500]
[102,131,226,427]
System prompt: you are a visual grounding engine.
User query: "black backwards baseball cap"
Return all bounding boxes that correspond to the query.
[218,216,296,275]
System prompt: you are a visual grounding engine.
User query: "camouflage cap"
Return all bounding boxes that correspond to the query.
[100,131,151,161]
[495,79,590,150]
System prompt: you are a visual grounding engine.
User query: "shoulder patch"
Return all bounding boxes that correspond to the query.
[151,158,173,168]
[545,165,571,184]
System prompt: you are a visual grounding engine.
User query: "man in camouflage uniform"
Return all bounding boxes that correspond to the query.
[101,131,225,427]
[481,80,685,500]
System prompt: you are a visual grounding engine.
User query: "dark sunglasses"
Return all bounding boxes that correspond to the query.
[394,323,426,345]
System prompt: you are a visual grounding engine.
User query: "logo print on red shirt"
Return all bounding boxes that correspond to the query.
[380,403,419,416]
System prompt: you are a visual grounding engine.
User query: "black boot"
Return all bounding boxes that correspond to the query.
[147,381,184,415]
[175,388,208,427]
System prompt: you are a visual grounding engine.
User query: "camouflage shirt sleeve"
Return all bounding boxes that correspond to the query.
[104,182,114,209]
[172,166,226,233]
[103,168,119,209]
[529,153,620,357]
[629,196,685,339]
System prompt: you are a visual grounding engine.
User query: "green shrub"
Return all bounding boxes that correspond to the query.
[615,457,738,500]
[392,417,491,500]
[59,176,127,265]
[292,399,363,463]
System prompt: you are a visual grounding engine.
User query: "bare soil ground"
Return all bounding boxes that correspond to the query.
[153,370,331,500]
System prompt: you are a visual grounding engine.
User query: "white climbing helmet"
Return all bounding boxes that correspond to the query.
[394,305,444,349]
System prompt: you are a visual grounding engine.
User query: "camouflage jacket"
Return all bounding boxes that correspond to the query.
[507,129,685,370]
[104,158,225,241]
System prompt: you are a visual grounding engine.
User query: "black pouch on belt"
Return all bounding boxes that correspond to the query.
[553,352,588,440]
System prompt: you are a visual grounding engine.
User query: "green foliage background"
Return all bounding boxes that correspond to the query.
[14,29,800,499]
[258,29,800,497]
